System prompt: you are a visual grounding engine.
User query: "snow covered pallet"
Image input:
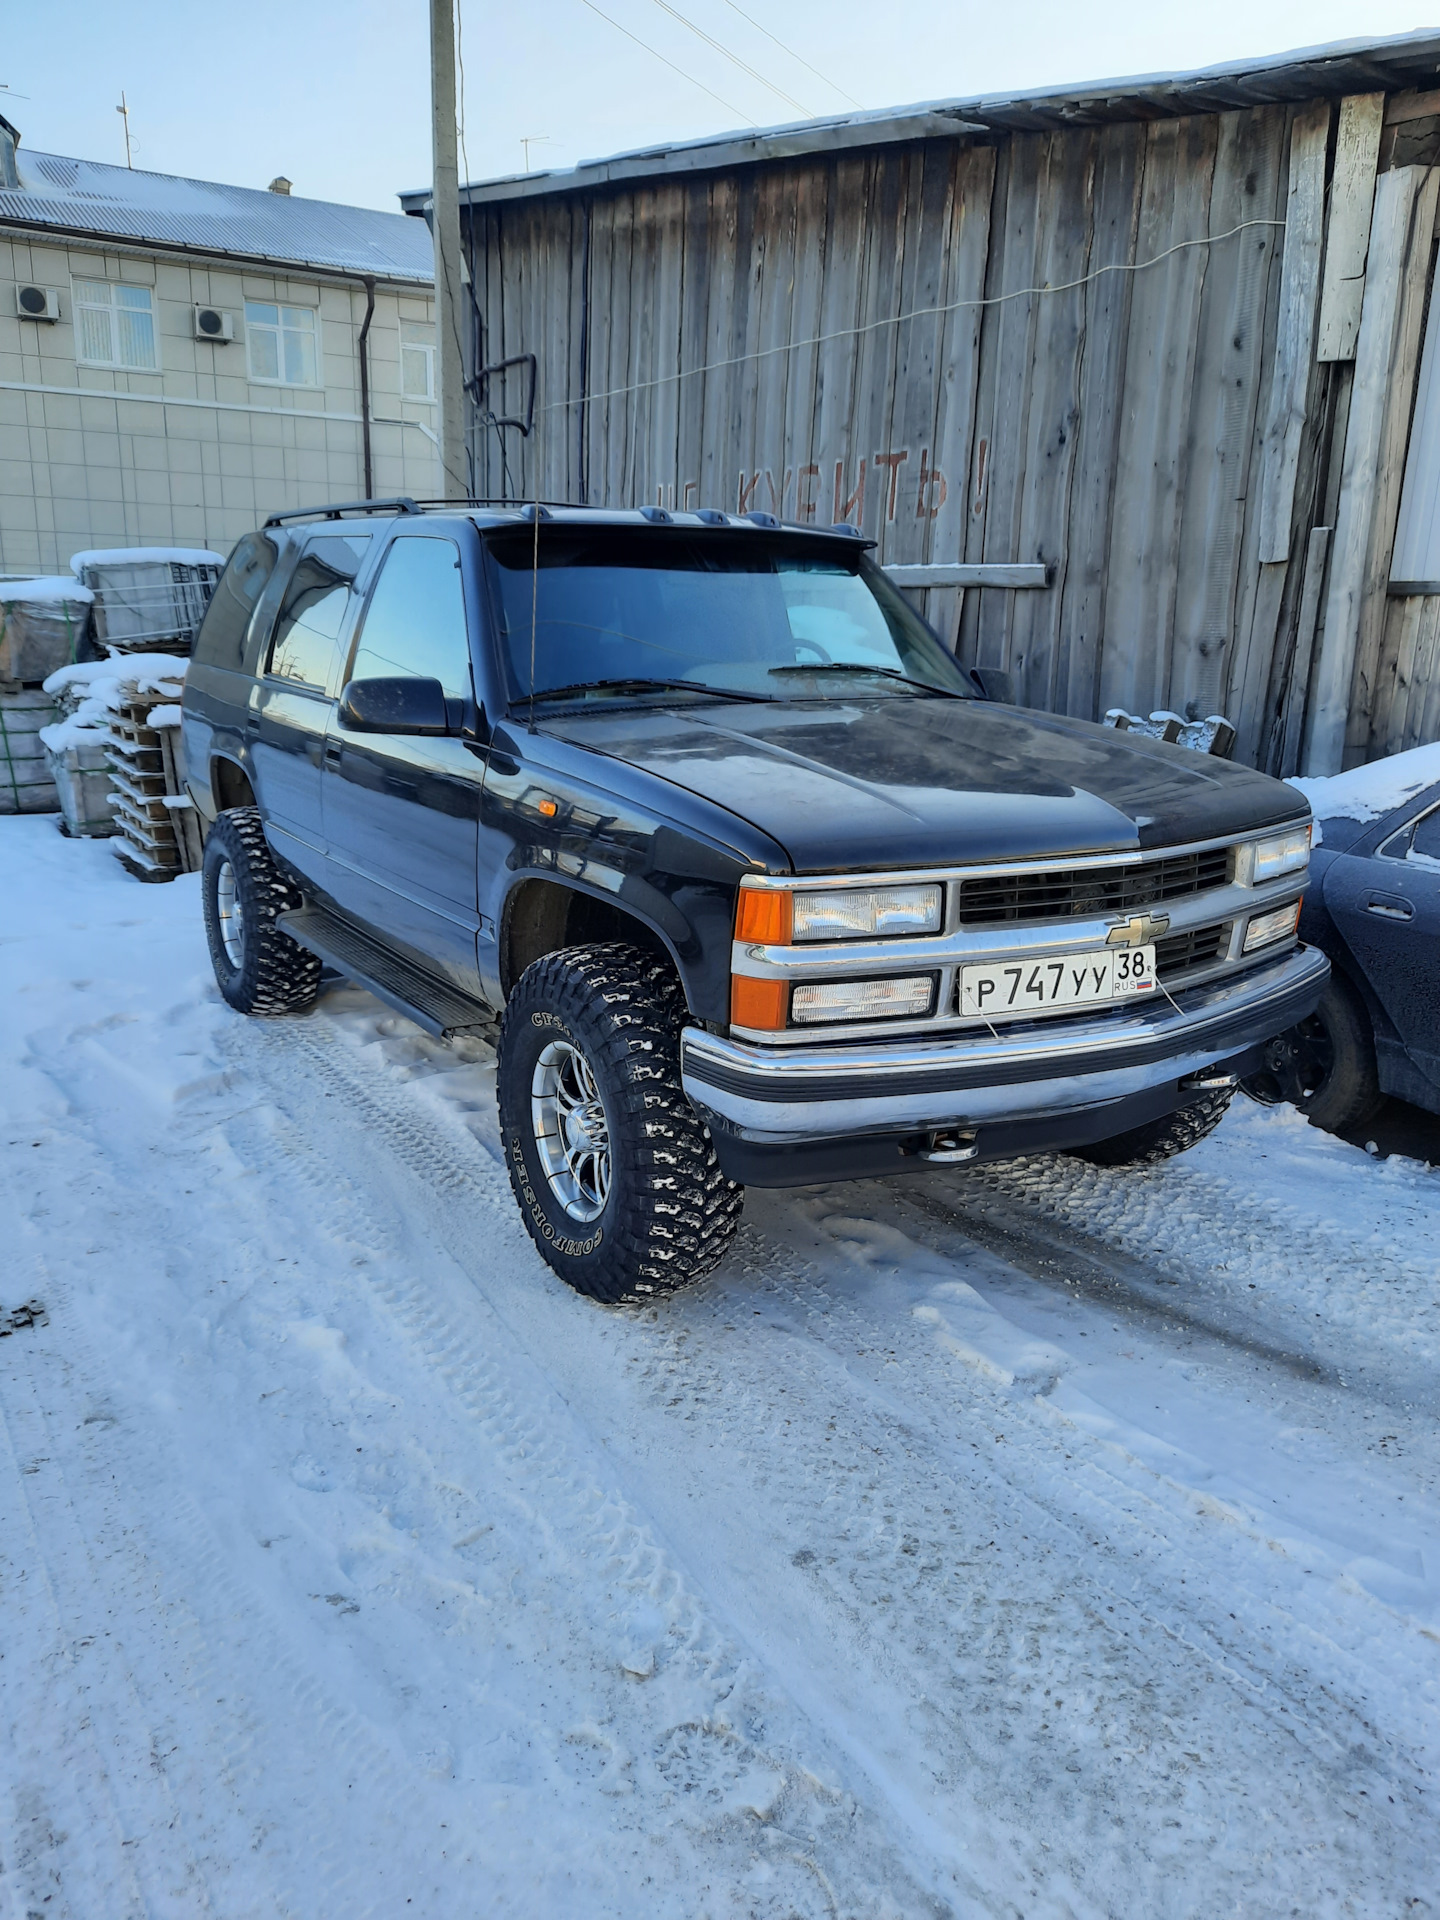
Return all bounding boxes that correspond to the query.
[104,698,202,881]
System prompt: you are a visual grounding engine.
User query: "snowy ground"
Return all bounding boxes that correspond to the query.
[2,815,1438,1920]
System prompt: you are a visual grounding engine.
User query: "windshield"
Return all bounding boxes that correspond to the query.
[485,531,975,704]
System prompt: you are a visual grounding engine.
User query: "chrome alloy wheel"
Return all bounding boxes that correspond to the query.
[531,1038,612,1222]
[215,858,246,968]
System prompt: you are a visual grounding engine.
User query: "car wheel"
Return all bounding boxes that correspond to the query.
[1070,1087,1234,1168]
[201,807,322,1016]
[1240,973,1382,1132]
[497,942,743,1303]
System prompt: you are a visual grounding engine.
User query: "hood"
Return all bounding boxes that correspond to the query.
[540,697,1309,872]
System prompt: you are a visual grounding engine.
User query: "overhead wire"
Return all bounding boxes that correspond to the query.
[647,0,813,117]
[717,0,862,110]
[578,0,758,126]
[540,216,1289,418]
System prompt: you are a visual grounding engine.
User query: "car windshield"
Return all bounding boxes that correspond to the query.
[485,530,975,704]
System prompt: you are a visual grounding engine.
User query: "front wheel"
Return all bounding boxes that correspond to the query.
[1240,973,1381,1132]
[497,943,743,1303]
[1070,1087,1234,1168]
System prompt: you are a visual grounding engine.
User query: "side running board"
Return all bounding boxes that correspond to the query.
[277,906,500,1043]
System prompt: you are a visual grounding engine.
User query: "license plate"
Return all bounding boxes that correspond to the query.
[959,945,1157,1019]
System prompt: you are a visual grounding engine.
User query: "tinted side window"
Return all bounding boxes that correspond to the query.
[267,533,371,690]
[348,536,471,699]
[1411,806,1440,863]
[192,531,279,673]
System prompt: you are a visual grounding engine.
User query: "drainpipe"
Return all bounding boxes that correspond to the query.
[357,276,376,498]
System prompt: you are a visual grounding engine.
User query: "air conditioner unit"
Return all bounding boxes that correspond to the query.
[15,284,61,322]
[193,305,236,343]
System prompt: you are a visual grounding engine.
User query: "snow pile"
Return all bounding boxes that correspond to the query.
[1288,741,1440,827]
[69,546,225,575]
[38,653,187,754]
[0,574,95,607]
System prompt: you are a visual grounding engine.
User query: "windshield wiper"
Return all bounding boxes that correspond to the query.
[527,677,773,705]
[768,662,968,699]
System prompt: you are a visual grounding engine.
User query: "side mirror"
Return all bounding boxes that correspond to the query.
[339,676,450,735]
[969,666,1017,705]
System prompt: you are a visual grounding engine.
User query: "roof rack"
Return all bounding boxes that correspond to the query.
[263,497,421,527]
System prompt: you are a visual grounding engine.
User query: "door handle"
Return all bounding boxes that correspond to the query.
[324,743,342,768]
[1365,893,1414,920]
[246,713,260,734]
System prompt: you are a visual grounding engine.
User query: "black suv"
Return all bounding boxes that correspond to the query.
[182,500,1327,1302]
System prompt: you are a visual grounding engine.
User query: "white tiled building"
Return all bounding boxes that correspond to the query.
[0,115,438,574]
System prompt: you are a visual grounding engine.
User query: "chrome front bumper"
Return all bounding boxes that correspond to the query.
[681,944,1329,1142]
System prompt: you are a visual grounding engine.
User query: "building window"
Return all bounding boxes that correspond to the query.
[245,301,319,386]
[74,279,158,370]
[400,320,436,401]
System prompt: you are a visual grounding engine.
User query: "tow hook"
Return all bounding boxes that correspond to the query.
[1178,1067,1239,1092]
[921,1129,980,1163]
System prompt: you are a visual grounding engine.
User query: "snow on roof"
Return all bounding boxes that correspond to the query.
[0,574,95,605]
[70,547,226,576]
[1288,742,1440,825]
[2,150,434,284]
[404,28,1440,213]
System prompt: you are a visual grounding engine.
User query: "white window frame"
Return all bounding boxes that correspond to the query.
[244,300,321,389]
[72,278,159,372]
[400,321,436,403]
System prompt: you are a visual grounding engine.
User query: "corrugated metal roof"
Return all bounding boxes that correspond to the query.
[2,149,433,283]
[402,27,1440,212]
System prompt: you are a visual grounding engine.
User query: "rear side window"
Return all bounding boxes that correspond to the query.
[347,536,471,699]
[266,533,371,690]
[192,531,279,673]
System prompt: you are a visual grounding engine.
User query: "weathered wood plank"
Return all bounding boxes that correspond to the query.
[1305,166,1428,772]
[809,154,868,527]
[886,562,1049,587]
[1008,130,1096,708]
[1099,114,1219,719]
[923,142,995,651]
[1316,93,1385,364]
[1277,525,1331,776]
[696,175,739,515]
[1052,120,1144,719]
[1256,102,1330,562]
[1350,166,1439,765]
[1170,107,1286,722]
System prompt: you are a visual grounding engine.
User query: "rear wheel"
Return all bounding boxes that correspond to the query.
[1241,972,1381,1132]
[497,943,743,1303]
[201,808,321,1016]
[1071,1087,1234,1168]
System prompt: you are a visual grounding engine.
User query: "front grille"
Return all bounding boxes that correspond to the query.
[1154,921,1229,979]
[956,846,1233,927]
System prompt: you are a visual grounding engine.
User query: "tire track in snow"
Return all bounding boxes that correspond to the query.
[225,1016,953,1919]
[235,1011,1438,1918]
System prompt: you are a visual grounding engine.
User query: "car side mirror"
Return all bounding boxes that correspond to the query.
[969,666,1017,704]
[339,676,450,735]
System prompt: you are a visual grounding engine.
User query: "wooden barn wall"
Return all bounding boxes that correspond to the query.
[461,109,1440,773]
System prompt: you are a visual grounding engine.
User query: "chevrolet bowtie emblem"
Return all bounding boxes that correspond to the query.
[1106,911,1170,947]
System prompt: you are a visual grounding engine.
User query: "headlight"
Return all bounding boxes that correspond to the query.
[1243,900,1301,953]
[790,974,937,1024]
[1249,825,1311,884]
[792,884,942,942]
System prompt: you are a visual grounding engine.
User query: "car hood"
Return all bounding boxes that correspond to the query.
[540,697,1309,872]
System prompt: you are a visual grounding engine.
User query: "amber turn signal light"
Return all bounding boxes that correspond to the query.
[730,974,789,1031]
[735,885,792,945]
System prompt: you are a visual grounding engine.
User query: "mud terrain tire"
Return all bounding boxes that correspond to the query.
[202,807,322,1016]
[1071,1087,1234,1168]
[497,943,743,1303]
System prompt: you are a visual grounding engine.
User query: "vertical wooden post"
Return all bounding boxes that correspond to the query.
[430,0,468,500]
[1304,167,1426,774]
[1256,103,1329,562]
[1316,95,1385,363]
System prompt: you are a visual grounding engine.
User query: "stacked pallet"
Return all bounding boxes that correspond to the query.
[104,692,202,881]
[0,686,62,816]
[41,655,199,878]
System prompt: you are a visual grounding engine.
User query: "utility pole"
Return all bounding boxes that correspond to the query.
[429,0,467,500]
[116,92,133,168]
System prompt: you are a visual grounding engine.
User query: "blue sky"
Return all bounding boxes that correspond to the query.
[3,0,1432,212]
